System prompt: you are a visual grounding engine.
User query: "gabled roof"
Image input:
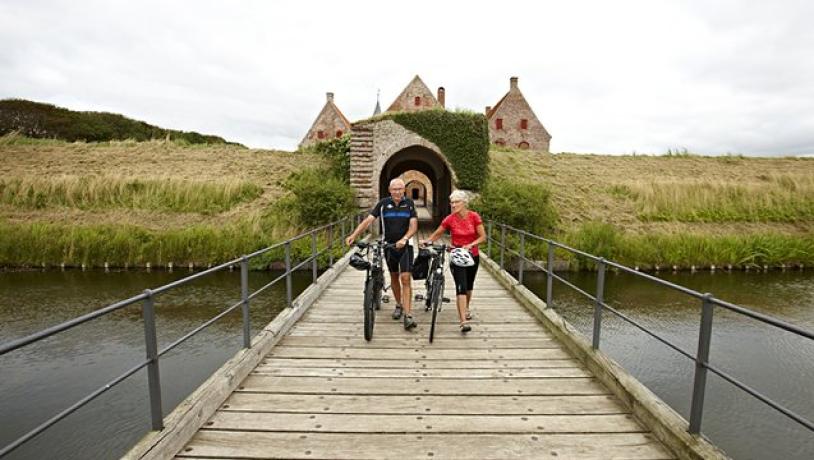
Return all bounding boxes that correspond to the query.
[386,75,439,112]
[486,91,510,119]
[299,93,352,148]
[486,77,551,140]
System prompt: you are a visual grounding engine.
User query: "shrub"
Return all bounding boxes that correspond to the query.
[0,99,241,145]
[305,134,351,182]
[472,178,558,234]
[276,168,355,227]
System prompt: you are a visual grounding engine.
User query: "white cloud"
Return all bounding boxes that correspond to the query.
[1,0,812,155]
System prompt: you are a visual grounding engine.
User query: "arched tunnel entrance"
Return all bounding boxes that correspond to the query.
[378,145,452,226]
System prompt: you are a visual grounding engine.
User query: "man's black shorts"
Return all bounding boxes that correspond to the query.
[385,245,413,273]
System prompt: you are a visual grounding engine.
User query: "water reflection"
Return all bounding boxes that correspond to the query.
[0,269,311,460]
[521,269,814,460]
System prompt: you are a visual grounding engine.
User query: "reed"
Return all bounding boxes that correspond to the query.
[0,175,262,214]
[626,175,814,223]
[560,222,814,270]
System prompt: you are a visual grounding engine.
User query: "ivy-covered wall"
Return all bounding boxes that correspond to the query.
[365,109,490,191]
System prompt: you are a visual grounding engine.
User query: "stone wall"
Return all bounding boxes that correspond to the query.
[350,119,455,217]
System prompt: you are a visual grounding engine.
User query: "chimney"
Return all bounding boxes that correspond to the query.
[326,92,334,102]
[485,106,492,115]
[437,87,445,108]
[510,76,519,90]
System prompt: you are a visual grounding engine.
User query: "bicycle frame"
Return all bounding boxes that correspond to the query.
[423,244,448,343]
[356,239,394,340]
[421,244,447,310]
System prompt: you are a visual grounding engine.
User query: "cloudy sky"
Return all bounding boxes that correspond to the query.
[2,0,813,155]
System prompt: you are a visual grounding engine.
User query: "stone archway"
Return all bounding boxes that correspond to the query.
[403,170,432,208]
[379,147,451,223]
[405,180,425,203]
[350,119,457,225]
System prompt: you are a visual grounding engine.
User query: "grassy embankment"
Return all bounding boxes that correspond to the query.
[0,134,331,268]
[489,148,814,269]
[3,134,813,270]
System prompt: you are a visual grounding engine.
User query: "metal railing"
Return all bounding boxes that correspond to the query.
[485,220,814,436]
[0,213,367,458]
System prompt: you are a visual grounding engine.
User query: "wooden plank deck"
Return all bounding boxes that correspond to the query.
[174,252,675,459]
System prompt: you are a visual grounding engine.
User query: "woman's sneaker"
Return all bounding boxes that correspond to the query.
[392,305,403,320]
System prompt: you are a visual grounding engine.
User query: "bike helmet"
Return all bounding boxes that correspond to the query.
[450,247,475,267]
[349,252,370,271]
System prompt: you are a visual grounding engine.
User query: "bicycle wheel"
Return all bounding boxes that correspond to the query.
[363,279,375,341]
[429,276,443,343]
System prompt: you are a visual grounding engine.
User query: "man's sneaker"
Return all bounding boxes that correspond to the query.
[392,305,403,320]
[403,314,417,330]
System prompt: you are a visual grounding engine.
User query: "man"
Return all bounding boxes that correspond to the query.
[345,178,418,329]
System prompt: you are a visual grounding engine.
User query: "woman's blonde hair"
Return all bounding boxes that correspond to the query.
[449,190,469,204]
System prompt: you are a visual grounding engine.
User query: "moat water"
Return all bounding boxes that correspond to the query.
[1,268,812,459]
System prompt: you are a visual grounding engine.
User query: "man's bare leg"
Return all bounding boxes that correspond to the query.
[400,272,412,314]
[390,272,402,318]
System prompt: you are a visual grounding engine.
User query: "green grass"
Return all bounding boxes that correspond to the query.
[487,221,814,270]
[0,218,351,268]
[0,176,263,214]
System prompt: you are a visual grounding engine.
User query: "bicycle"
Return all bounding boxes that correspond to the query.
[415,243,449,343]
[351,240,393,341]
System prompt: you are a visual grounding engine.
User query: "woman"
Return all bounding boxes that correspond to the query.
[420,190,486,333]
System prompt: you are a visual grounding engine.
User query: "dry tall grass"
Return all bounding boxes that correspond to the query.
[620,174,814,222]
[0,175,262,214]
[489,149,814,235]
[0,135,326,228]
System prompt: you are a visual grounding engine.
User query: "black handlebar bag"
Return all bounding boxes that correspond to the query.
[411,248,432,280]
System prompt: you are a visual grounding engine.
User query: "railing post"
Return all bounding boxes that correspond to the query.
[487,221,493,258]
[518,232,525,284]
[285,241,293,308]
[240,256,251,349]
[546,242,555,308]
[592,259,606,349]
[142,289,164,430]
[499,225,506,270]
[311,231,318,283]
[689,293,714,434]
[327,224,334,267]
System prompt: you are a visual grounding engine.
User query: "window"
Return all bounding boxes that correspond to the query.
[518,141,530,149]
[414,96,421,106]
[336,130,343,138]
[495,139,506,146]
[495,118,503,130]
[317,130,325,139]
[520,119,528,130]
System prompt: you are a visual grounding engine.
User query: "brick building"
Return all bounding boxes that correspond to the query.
[486,77,551,152]
[299,92,351,149]
[386,75,445,112]
[301,75,551,153]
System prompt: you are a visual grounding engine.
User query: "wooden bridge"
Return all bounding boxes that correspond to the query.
[170,262,674,459]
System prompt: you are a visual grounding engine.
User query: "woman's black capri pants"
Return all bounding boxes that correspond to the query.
[450,255,480,295]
